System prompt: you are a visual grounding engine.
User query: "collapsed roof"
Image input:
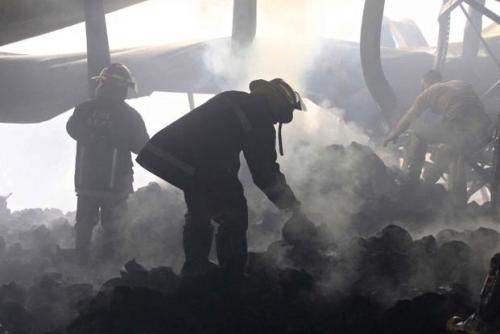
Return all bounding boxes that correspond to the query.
[0,0,147,46]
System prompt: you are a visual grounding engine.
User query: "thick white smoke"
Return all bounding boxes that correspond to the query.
[0,0,499,271]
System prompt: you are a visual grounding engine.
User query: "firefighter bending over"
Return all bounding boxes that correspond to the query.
[384,70,492,184]
[67,63,149,263]
[137,78,307,276]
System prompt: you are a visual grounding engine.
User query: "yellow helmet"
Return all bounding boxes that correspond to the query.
[249,78,307,156]
[249,78,306,123]
[92,63,137,92]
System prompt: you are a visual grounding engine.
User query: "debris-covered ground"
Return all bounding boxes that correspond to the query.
[0,143,499,333]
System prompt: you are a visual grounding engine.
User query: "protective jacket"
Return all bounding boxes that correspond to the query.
[412,80,483,118]
[67,97,149,198]
[137,91,298,209]
[410,81,491,142]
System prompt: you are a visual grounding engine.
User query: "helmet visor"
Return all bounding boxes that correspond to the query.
[91,67,138,93]
[294,91,307,111]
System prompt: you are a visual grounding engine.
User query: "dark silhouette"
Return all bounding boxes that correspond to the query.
[137,78,306,276]
[67,63,149,263]
[384,70,492,184]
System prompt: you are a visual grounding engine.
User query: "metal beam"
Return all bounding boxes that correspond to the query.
[464,0,500,24]
[84,0,111,98]
[439,0,500,24]
[460,4,500,72]
[462,0,485,71]
[481,79,500,99]
[435,0,452,71]
[439,0,464,19]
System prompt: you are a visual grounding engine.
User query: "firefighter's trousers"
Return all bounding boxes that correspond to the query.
[75,194,127,262]
[182,172,248,275]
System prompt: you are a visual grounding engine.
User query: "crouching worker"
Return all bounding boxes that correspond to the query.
[383,70,492,185]
[137,79,306,277]
[67,63,150,264]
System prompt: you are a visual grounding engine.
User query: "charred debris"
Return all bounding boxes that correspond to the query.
[0,143,498,333]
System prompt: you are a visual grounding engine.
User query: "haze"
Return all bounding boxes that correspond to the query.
[0,0,498,211]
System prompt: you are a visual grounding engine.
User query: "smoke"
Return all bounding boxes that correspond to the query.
[203,16,377,238]
[113,182,185,270]
[0,0,499,315]
[202,0,382,243]
[203,0,322,90]
[201,8,500,301]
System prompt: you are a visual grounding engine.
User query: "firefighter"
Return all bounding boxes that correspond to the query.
[137,78,307,276]
[447,253,500,333]
[67,63,149,263]
[383,70,492,184]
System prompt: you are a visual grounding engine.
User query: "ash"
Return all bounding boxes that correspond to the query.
[0,143,498,334]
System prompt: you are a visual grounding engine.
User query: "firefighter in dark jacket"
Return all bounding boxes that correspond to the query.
[137,78,306,276]
[67,63,150,263]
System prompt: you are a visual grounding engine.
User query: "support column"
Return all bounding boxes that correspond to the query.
[462,0,485,79]
[435,0,452,71]
[188,93,195,110]
[232,0,257,48]
[84,0,111,98]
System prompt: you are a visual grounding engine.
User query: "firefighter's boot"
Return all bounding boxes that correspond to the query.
[181,217,215,277]
[215,226,248,275]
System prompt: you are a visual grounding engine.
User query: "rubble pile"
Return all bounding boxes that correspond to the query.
[0,206,74,287]
[267,223,487,305]
[289,142,461,237]
[0,274,93,334]
[0,184,186,277]
[0,219,496,333]
[67,222,487,334]
[0,144,498,333]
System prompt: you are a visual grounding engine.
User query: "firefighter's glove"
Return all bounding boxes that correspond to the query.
[282,206,318,247]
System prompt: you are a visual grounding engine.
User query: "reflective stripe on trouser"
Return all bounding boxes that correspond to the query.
[137,143,196,190]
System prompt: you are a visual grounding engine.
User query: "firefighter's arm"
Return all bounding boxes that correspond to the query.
[66,106,94,143]
[243,123,300,210]
[128,113,150,154]
[383,90,430,146]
